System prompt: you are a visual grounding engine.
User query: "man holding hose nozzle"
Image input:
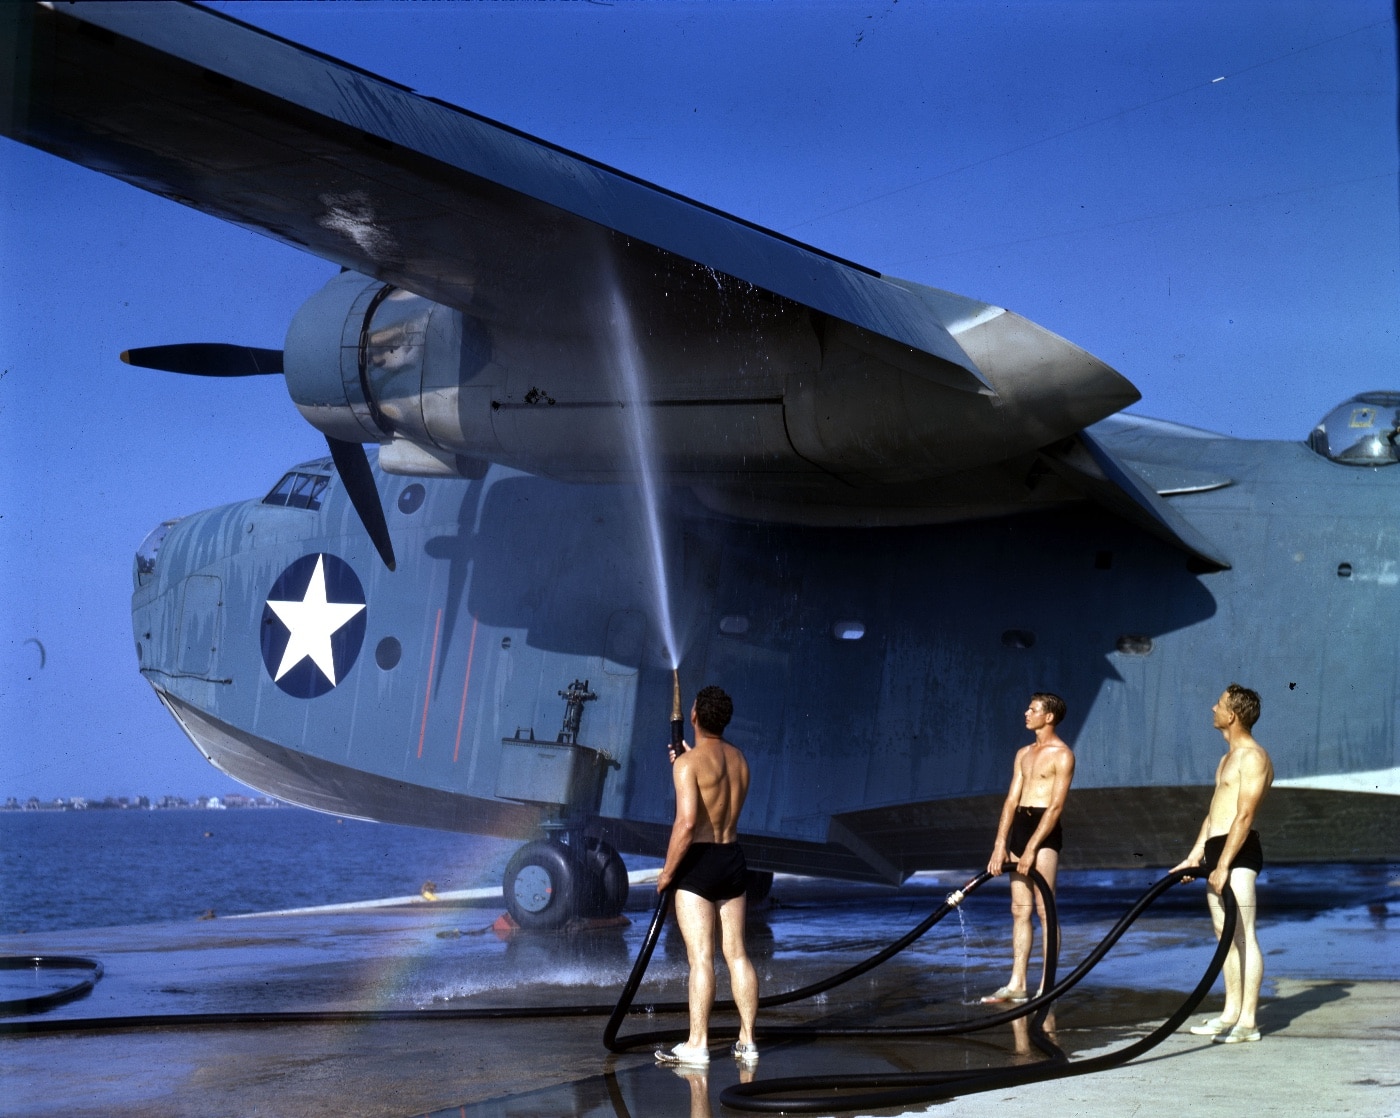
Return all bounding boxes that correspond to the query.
[982,692,1075,1005]
[654,685,760,1069]
[1173,683,1274,1044]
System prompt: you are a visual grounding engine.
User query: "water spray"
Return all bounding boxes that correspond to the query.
[603,273,681,669]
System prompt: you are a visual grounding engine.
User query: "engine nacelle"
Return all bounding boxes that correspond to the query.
[283,266,1136,503]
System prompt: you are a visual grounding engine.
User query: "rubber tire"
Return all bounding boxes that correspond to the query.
[590,839,630,917]
[579,838,629,918]
[503,840,581,931]
[746,870,774,905]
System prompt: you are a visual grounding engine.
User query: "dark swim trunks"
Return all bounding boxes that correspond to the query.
[1202,830,1264,874]
[1008,805,1063,857]
[674,842,748,902]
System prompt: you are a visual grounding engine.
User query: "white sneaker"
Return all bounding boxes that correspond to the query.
[732,1042,759,1065]
[654,1043,710,1067]
[1215,1026,1261,1044]
[1189,1017,1231,1036]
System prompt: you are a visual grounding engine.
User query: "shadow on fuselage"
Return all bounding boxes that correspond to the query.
[457,474,1219,845]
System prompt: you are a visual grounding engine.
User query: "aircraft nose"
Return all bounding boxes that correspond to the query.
[133,517,182,591]
[132,516,184,677]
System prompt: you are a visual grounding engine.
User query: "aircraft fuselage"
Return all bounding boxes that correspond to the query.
[132,417,1400,880]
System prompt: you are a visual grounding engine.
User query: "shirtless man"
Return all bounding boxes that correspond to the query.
[654,686,760,1068]
[1173,683,1273,1044]
[981,692,1075,1004]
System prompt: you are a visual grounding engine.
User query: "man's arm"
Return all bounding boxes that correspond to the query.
[1171,815,1214,879]
[656,755,700,892]
[1172,754,1226,879]
[1014,748,1074,876]
[988,748,1027,876]
[1207,749,1270,893]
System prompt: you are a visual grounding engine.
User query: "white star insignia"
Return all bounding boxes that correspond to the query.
[265,555,366,685]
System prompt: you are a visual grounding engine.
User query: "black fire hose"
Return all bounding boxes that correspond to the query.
[718,868,1237,1113]
[0,955,104,1016]
[604,867,1062,1053]
[597,866,1235,1112]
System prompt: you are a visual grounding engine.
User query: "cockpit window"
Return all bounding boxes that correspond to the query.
[264,470,331,510]
[1308,392,1399,466]
[134,518,181,587]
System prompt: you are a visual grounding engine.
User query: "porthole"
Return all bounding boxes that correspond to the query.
[1001,630,1035,650]
[375,637,402,670]
[1115,634,1153,656]
[397,484,426,515]
[718,615,750,636]
[501,636,512,650]
[832,620,865,641]
[1337,563,1352,578]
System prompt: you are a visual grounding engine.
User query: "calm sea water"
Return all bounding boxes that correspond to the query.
[0,808,519,935]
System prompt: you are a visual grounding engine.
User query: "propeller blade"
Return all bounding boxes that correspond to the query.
[324,437,396,571]
[120,344,284,376]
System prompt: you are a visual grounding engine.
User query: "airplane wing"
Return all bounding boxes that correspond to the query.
[3,1,1179,550]
[1,1,992,388]
[1040,430,1232,570]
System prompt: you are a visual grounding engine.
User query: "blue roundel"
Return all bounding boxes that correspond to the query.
[260,553,367,698]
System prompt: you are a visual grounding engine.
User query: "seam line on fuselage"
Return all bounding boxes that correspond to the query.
[453,617,479,763]
[417,609,443,759]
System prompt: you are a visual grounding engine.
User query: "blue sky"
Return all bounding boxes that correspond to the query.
[1,1,1395,800]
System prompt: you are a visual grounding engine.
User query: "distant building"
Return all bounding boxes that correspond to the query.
[22,797,68,811]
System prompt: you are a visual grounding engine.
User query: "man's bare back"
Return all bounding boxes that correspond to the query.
[657,696,751,891]
[675,737,749,844]
[653,686,760,1066]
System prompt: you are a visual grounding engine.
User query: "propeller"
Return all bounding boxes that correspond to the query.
[121,343,396,570]
[120,343,284,377]
[324,436,396,571]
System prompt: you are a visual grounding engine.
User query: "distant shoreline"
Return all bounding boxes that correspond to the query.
[2,795,286,813]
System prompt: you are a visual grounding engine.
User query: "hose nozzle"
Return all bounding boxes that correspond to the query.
[669,669,684,757]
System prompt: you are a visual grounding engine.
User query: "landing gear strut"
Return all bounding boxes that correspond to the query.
[497,679,628,930]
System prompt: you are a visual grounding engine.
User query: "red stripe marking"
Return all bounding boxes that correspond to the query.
[453,616,479,763]
[417,609,442,759]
